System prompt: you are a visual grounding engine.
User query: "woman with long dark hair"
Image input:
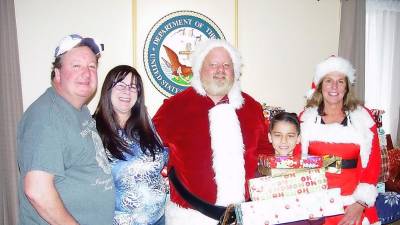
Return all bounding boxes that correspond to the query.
[94,65,167,225]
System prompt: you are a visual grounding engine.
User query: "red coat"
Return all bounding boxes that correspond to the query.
[300,106,381,225]
[153,87,273,224]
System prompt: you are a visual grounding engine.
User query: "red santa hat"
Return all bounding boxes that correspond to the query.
[190,39,244,109]
[307,56,356,98]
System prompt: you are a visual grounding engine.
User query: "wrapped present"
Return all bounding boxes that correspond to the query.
[258,155,343,176]
[249,168,327,201]
[386,148,400,192]
[236,188,344,225]
[370,109,385,128]
[370,109,390,182]
[269,168,311,177]
[258,155,323,169]
[322,155,343,174]
[379,144,389,182]
[378,128,387,147]
[262,104,285,120]
[377,182,385,193]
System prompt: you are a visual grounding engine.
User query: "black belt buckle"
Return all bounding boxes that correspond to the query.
[339,158,357,169]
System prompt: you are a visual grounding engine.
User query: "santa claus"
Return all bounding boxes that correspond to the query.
[153,39,273,225]
[300,56,381,225]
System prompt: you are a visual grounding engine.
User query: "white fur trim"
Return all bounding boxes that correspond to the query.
[348,107,374,167]
[300,107,375,168]
[362,217,370,225]
[165,200,217,225]
[353,183,378,207]
[190,39,244,109]
[315,56,356,85]
[209,104,245,205]
[341,195,356,206]
[227,80,244,109]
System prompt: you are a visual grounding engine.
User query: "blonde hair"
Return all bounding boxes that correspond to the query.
[305,76,361,115]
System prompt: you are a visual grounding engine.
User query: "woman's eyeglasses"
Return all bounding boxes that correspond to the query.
[113,82,137,93]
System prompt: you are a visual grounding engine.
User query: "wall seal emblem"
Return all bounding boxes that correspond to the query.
[143,10,225,97]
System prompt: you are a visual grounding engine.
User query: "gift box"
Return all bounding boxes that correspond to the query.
[377,182,385,193]
[258,155,323,169]
[249,168,327,201]
[236,188,344,225]
[371,109,385,128]
[269,168,311,177]
[258,155,345,176]
[262,104,285,120]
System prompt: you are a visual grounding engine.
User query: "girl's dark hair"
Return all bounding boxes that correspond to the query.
[94,65,163,160]
[269,112,301,135]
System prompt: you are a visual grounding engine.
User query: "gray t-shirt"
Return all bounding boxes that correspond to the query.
[18,87,115,225]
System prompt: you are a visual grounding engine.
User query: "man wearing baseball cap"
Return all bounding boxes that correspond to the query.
[17,34,114,225]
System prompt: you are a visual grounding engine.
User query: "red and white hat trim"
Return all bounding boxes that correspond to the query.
[306,56,356,98]
[315,56,356,85]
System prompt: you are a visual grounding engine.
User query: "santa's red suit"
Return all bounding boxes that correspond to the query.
[153,87,273,225]
[300,106,381,225]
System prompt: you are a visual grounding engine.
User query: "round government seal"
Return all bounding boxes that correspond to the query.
[143,11,225,97]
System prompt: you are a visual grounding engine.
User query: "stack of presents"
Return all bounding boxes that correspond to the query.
[370,109,400,224]
[232,104,345,224]
[235,155,344,225]
[234,106,399,224]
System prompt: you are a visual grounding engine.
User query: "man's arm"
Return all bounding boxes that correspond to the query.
[24,171,79,225]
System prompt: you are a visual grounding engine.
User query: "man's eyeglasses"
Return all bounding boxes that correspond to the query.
[113,82,138,93]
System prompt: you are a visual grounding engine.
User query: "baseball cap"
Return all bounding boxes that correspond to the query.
[54,34,104,58]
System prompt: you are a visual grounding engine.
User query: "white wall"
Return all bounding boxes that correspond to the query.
[15,0,340,115]
[14,0,133,111]
[239,0,340,112]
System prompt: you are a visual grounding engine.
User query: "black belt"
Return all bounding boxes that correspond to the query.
[327,158,358,169]
[168,167,236,224]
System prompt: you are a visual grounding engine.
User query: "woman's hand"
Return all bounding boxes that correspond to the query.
[338,203,365,225]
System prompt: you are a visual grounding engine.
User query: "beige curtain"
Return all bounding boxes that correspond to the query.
[0,0,23,224]
[338,0,366,102]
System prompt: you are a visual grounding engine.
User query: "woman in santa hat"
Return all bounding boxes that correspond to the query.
[300,56,381,225]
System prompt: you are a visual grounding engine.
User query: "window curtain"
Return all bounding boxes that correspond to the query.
[338,0,366,102]
[366,0,400,147]
[0,0,23,224]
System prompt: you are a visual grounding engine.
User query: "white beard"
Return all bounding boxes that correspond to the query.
[201,74,234,97]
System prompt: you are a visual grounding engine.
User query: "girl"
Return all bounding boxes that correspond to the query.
[268,112,301,157]
[268,112,324,225]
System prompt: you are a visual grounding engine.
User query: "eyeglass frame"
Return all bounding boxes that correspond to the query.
[111,81,138,93]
